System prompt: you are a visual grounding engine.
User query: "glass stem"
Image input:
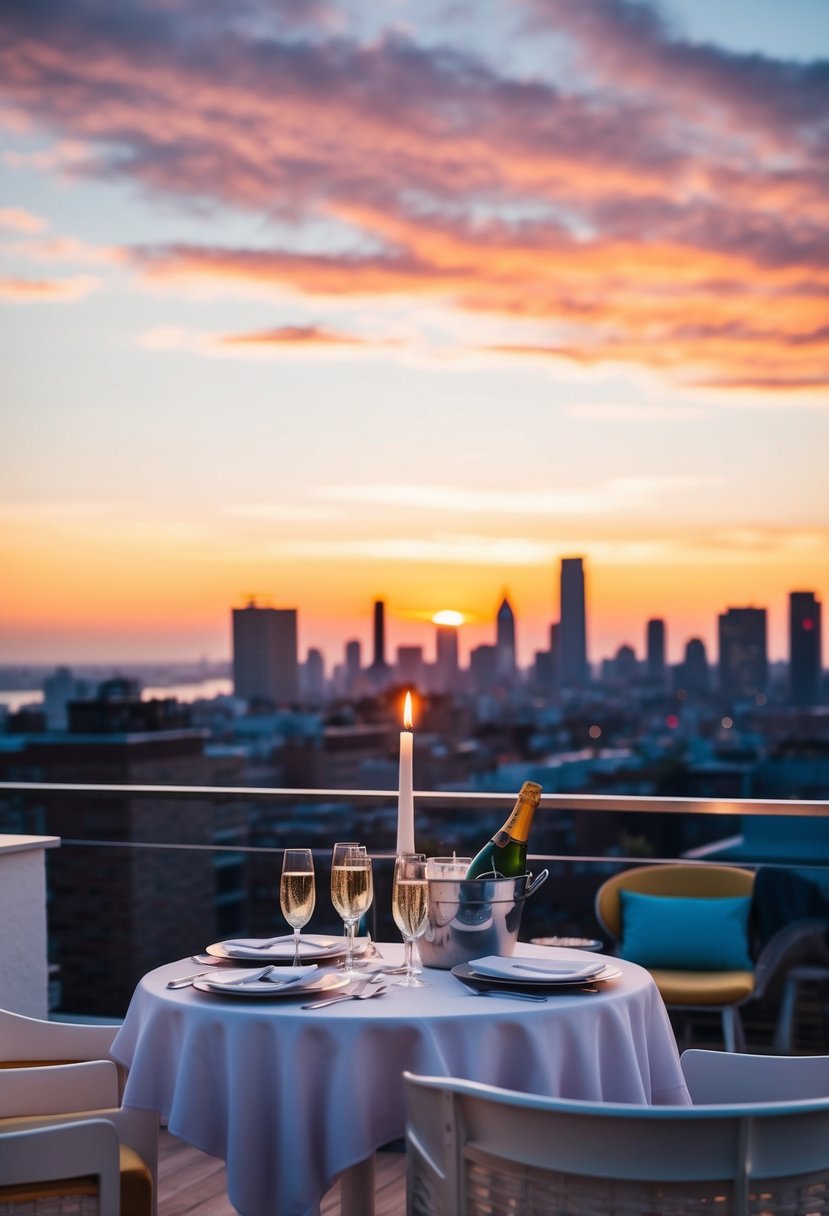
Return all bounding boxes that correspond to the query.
[345,919,356,972]
[292,928,301,967]
[403,937,413,978]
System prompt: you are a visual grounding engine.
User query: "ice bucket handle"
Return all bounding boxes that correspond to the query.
[525,869,549,899]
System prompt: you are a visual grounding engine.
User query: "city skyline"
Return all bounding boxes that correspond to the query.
[2,0,827,669]
[0,572,826,674]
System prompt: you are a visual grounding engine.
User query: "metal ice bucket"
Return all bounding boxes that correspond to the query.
[418,869,549,970]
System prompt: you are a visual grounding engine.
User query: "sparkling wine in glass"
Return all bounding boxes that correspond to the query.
[392,853,431,988]
[331,843,373,979]
[280,848,316,966]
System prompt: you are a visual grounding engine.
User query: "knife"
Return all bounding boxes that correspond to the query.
[167,969,216,989]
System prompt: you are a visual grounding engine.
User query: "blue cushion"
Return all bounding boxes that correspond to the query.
[619,889,753,971]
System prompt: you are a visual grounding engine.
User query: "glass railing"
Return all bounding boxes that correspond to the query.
[2,781,829,1019]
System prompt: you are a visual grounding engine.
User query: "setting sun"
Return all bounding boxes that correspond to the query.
[432,611,465,628]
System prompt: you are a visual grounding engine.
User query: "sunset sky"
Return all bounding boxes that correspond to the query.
[2,0,828,671]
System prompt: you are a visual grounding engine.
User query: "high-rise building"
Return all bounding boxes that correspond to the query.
[366,599,393,690]
[302,647,326,705]
[372,599,387,669]
[495,595,517,683]
[718,607,767,703]
[43,666,92,731]
[558,557,589,688]
[789,591,823,707]
[679,638,710,697]
[469,644,497,692]
[549,621,561,690]
[397,645,425,689]
[435,625,460,693]
[232,600,299,704]
[646,619,667,688]
[345,639,362,681]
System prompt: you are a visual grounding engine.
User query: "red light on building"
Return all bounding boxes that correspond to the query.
[666,714,679,729]
[802,618,814,630]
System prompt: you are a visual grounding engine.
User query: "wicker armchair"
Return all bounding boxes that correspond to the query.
[404,1070,829,1216]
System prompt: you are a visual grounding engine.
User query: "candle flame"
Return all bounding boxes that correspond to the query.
[403,690,413,731]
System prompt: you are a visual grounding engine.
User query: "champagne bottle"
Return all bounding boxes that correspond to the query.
[465,781,543,879]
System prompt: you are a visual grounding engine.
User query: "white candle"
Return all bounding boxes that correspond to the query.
[397,691,415,854]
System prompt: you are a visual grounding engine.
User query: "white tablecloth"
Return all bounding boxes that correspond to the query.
[111,943,689,1216]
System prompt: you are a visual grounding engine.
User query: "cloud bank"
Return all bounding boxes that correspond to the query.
[1,0,827,388]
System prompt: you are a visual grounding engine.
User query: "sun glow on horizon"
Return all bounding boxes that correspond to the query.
[432,610,465,628]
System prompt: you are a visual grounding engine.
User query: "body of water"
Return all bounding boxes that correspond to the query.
[0,678,233,714]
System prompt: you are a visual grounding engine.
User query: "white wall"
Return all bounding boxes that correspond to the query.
[0,835,60,1018]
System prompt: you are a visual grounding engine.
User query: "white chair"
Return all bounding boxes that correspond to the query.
[403,1070,829,1216]
[681,1047,829,1103]
[0,1006,122,1069]
[0,1061,154,1216]
[0,1008,158,1216]
[0,1118,122,1215]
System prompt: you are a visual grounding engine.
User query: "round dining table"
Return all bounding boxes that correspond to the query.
[110,941,690,1216]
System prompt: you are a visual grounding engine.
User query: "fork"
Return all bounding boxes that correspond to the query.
[303,986,388,1010]
[301,978,380,1009]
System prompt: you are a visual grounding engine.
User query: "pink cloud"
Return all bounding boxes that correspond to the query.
[218,324,373,348]
[0,207,48,233]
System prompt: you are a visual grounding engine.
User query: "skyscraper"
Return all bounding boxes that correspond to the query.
[368,599,392,689]
[495,595,516,683]
[397,645,425,689]
[372,599,387,669]
[302,647,326,705]
[232,600,299,704]
[469,644,497,692]
[434,625,460,693]
[558,557,589,688]
[718,607,767,703]
[646,618,667,688]
[680,638,710,697]
[789,591,823,707]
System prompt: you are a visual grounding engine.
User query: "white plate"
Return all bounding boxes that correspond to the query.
[193,970,350,998]
[206,935,367,963]
[469,953,608,985]
[453,963,621,992]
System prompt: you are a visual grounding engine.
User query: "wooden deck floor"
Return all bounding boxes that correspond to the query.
[158,1129,407,1216]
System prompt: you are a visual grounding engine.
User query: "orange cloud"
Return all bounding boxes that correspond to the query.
[0,274,99,301]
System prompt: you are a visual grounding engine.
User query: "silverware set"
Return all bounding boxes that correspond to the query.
[302,978,388,1009]
[166,962,391,1006]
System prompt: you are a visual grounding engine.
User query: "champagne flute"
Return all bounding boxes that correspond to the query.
[391,853,431,988]
[330,843,373,979]
[280,848,316,967]
[330,841,361,953]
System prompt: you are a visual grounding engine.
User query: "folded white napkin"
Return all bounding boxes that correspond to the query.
[221,935,341,959]
[207,964,318,989]
[469,955,605,983]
